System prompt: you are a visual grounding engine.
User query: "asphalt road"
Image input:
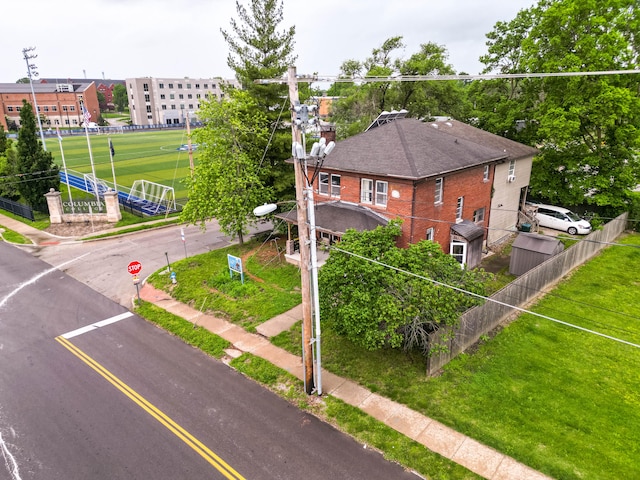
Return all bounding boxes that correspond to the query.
[28,220,264,307]
[0,241,419,479]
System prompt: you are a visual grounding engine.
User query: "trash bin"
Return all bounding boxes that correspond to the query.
[520,223,531,232]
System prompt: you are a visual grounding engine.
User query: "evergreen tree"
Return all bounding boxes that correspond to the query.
[16,100,59,211]
[221,0,298,199]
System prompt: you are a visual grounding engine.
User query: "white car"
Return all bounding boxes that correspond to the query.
[533,203,592,235]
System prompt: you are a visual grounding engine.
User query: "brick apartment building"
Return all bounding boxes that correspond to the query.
[277,117,537,268]
[0,81,100,131]
[125,77,239,126]
[39,78,124,109]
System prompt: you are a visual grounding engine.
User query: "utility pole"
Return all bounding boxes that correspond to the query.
[22,47,47,151]
[288,66,315,394]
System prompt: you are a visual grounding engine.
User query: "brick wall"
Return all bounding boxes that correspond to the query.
[314,164,494,252]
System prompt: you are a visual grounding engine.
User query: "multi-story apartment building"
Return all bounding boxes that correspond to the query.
[125,77,239,126]
[0,81,100,131]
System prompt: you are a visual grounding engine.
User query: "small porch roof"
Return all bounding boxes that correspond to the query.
[275,201,388,235]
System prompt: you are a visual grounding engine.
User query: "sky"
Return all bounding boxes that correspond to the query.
[4,0,535,84]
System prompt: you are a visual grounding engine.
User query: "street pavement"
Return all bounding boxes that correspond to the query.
[1,214,553,480]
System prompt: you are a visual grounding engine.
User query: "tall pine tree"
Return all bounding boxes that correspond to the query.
[16,100,59,211]
[221,0,298,199]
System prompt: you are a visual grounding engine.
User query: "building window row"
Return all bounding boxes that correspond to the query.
[158,82,214,90]
[360,178,388,207]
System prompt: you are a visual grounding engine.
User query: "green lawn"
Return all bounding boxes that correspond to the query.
[145,226,640,479]
[44,129,196,201]
[271,233,640,480]
[148,239,302,332]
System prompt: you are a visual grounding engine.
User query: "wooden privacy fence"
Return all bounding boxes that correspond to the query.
[426,212,629,375]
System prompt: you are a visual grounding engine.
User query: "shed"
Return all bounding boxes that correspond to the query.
[509,233,564,276]
[450,220,485,269]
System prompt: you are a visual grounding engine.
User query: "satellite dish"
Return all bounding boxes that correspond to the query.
[253,203,278,216]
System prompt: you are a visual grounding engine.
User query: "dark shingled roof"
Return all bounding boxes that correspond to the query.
[276,201,388,235]
[427,119,539,161]
[450,220,485,241]
[319,118,516,180]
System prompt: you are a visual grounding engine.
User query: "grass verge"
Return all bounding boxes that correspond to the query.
[0,226,31,244]
[135,281,480,478]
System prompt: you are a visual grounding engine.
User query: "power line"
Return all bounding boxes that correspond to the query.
[255,69,640,84]
[329,245,640,350]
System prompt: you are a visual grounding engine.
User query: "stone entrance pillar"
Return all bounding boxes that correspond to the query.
[104,189,122,222]
[45,188,63,224]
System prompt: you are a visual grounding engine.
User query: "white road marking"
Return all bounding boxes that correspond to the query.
[61,312,134,339]
[0,252,93,310]
[0,431,22,480]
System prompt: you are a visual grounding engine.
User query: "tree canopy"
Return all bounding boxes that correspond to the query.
[181,89,270,244]
[318,221,489,356]
[327,37,469,139]
[476,0,640,208]
[221,0,298,200]
[112,84,128,112]
[15,100,59,211]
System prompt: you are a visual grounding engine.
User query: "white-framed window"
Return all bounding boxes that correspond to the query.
[159,83,164,89]
[319,173,341,197]
[319,172,329,195]
[331,174,341,196]
[426,227,434,241]
[508,159,516,177]
[456,196,464,220]
[361,178,373,203]
[7,106,13,112]
[376,181,388,206]
[450,241,467,267]
[474,207,485,223]
[483,165,490,181]
[434,177,443,204]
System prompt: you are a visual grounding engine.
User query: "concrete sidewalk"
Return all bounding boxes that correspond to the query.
[138,282,552,480]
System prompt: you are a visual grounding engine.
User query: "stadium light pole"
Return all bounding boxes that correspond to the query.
[22,47,47,151]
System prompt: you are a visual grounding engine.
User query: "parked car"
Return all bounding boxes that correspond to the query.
[532,203,592,235]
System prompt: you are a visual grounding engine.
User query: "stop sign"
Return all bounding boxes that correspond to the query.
[127,261,142,275]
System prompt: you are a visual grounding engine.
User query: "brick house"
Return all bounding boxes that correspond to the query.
[277,117,537,268]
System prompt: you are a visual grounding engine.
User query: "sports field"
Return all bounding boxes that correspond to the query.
[44,129,196,201]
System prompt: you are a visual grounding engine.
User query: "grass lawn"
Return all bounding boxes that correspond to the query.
[144,226,640,479]
[148,238,302,332]
[44,129,196,201]
[271,233,640,480]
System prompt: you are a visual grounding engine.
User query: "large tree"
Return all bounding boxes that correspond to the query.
[221,0,297,199]
[181,90,270,244]
[112,84,128,112]
[319,221,488,356]
[477,0,640,208]
[328,37,468,139]
[16,100,59,211]
[0,125,19,199]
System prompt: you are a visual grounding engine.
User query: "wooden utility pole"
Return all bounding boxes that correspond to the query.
[288,66,315,394]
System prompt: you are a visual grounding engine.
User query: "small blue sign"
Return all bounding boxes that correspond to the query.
[227,254,244,284]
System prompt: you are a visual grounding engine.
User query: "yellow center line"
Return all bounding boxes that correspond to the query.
[55,336,246,480]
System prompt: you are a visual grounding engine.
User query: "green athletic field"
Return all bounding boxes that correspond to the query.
[44,129,197,201]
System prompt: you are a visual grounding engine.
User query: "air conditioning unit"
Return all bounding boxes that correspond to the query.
[507,175,516,183]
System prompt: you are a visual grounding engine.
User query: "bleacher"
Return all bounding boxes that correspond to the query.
[60,172,173,216]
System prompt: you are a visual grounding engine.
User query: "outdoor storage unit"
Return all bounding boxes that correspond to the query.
[509,233,564,276]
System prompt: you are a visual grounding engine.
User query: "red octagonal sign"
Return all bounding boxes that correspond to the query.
[127,261,142,276]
